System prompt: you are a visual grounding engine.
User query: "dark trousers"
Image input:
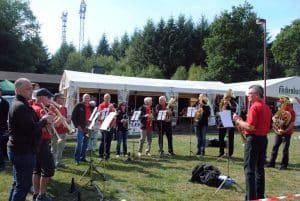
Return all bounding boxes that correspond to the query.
[157,122,173,154]
[218,127,234,156]
[8,152,36,201]
[269,134,291,167]
[0,129,8,169]
[116,130,128,155]
[99,129,113,159]
[244,135,267,201]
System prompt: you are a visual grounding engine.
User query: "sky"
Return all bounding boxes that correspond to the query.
[29,0,300,55]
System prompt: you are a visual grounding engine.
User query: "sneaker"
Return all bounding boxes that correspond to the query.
[115,155,120,158]
[80,158,88,162]
[159,152,163,158]
[218,153,224,158]
[168,152,175,156]
[138,152,142,157]
[36,193,54,201]
[75,161,80,166]
[146,152,151,156]
[32,193,38,201]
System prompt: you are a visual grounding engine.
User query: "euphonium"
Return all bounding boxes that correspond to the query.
[272,96,292,135]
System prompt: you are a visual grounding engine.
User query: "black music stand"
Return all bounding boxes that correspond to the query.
[79,147,105,200]
[128,111,141,160]
[157,110,166,159]
[215,111,242,193]
[187,107,196,157]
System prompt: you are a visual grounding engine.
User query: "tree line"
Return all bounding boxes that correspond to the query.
[0,1,299,83]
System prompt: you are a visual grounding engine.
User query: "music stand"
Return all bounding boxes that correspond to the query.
[187,107,196,157]
[79,143,105,200]
[215,110,241,193]
[157,110,167,158]
[129,111,141,159]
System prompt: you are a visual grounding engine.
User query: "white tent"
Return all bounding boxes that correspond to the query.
[59,70,245,119]
[225,76,300,126]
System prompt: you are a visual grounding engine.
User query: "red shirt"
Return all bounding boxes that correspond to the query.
[84,104,92,124]
[285,106,296,135]
[245,99,271,136]
[55,106,69,134]
[145,106,153,131]
[32,102,52,140]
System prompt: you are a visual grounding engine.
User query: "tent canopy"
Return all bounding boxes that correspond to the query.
[0,79,15,95]
[59,70,245,96]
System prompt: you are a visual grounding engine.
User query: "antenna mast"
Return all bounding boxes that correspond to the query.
[61,11,68,44]
[79,0,87,52]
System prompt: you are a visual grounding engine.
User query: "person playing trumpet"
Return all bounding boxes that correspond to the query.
[194,94,211,156]
[51,93,69,168]
[31,88,58,201]
[266,96,296,170]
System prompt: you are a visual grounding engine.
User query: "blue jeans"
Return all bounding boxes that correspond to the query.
[74,128,89,162]
[195,125,207,154]
[8,152,36,201]
[116,130,128,155]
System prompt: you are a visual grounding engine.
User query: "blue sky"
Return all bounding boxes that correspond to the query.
[29,0,300,55]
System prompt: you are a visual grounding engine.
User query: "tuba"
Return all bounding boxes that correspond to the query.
[272,96,292,135]
[165,96,177,122]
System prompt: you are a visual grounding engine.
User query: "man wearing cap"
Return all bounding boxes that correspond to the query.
[51,93,68,168]
[266,96,296,170]
[0,86,9,171]
[7,79,54,201]
[31,88,56,201]
[71,93,92,165]
[194,94,211,156]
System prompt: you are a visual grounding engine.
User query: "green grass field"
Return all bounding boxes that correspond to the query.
[1,131,300,201]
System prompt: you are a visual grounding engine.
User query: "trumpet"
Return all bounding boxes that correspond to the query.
[49,100,72,133]
[41,103,64,144]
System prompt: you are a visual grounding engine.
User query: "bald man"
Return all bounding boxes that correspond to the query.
[7,78,53,201]
[71,94,92,165]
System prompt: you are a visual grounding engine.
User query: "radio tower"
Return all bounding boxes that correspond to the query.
[61,11,68,44]
[79,0,87,52]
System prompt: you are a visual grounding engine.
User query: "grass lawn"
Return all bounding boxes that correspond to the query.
[1,131,300,201]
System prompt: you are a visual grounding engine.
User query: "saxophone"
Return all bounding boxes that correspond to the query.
[272,97,292,135]
[165,96,177,122]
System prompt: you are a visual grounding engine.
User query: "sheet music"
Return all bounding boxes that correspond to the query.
[131,111,141,121]
[157,110,167,120]
[100,112,116,130]
[219,110,234,128]
[187,107,196,117]
[100,108,109,120]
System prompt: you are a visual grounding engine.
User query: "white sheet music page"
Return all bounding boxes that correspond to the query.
[157,110,166,120]
[131,111,141,121]
[100,112,116,130]
[187,107,196,117]
[219,110,234,128]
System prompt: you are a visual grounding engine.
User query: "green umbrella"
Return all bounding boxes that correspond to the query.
[0,79,15,95]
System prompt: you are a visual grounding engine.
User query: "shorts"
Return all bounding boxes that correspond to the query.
[33,140,55,177]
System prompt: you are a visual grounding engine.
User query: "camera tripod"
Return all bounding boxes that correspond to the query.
[79,149,105,200]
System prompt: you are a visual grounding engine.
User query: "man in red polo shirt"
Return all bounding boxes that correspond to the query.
[267,96,296,170]
[233,85,271,201]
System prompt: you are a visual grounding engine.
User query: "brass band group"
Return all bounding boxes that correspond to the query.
[0,77,296,201]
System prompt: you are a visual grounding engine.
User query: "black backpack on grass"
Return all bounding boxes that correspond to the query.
[190,163,222,187]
